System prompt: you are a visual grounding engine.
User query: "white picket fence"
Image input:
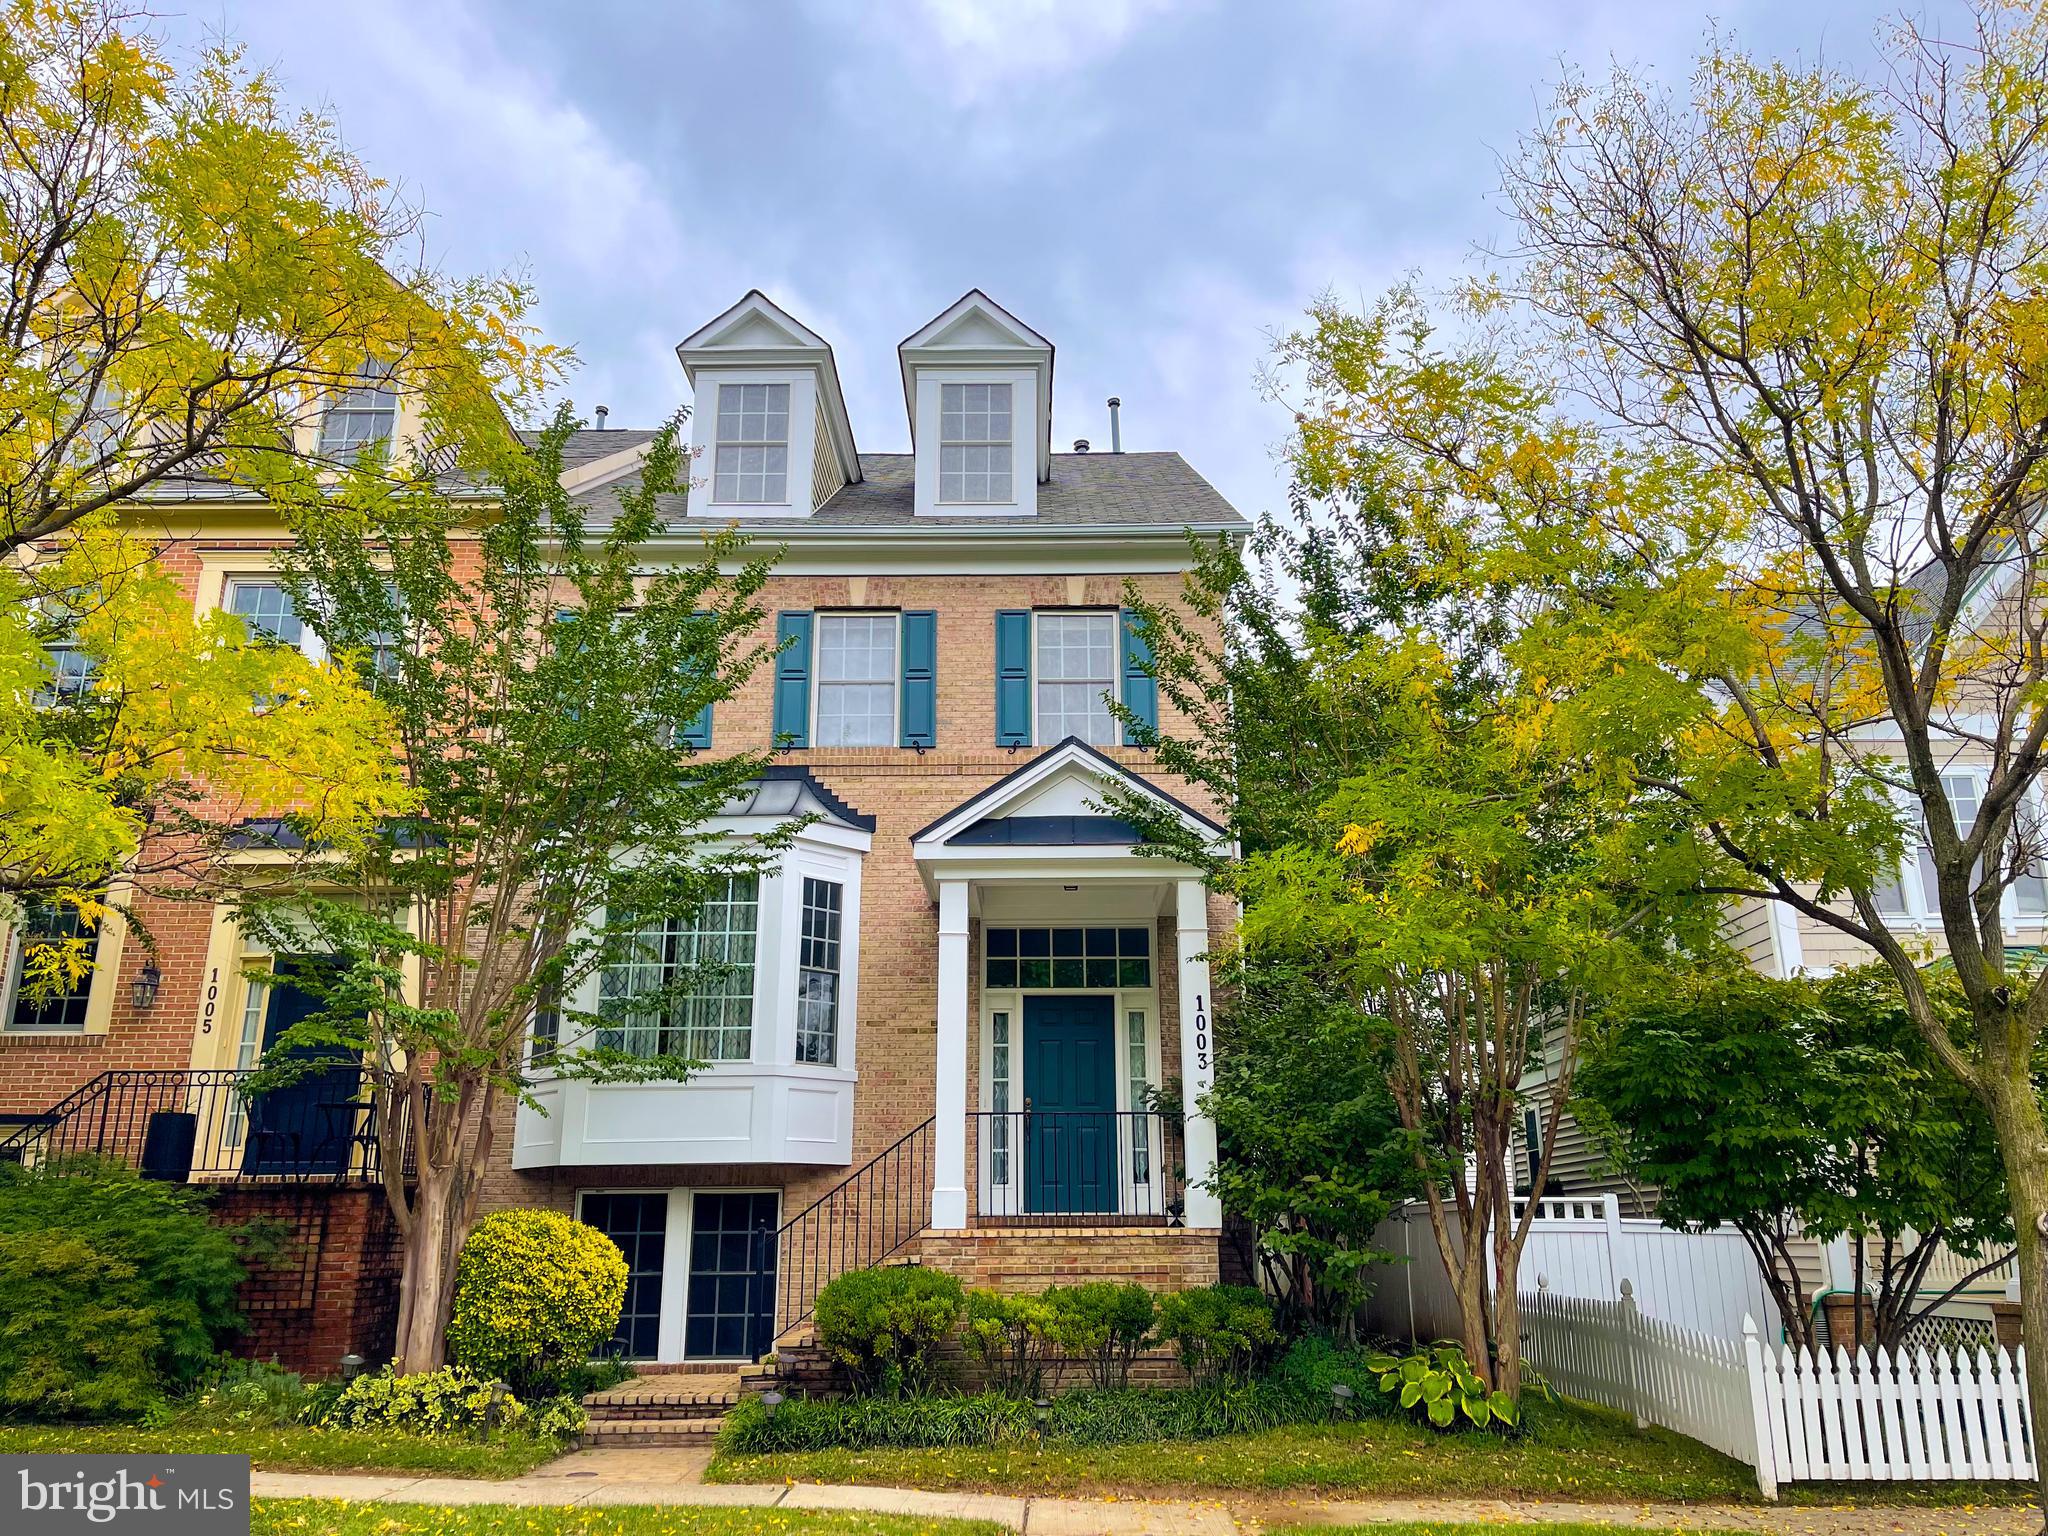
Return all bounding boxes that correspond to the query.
[1519,1280,2037,1497]
[1366,1195,1780,1343]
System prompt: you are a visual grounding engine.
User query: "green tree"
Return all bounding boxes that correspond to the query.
[1202,954,1414,1338]
[0,0,560,558]
[236,410,782,1374]
[1578,966,2015,1352]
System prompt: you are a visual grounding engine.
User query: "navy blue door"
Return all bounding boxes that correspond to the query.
[685,1192,779,1360]
[1023,994,1117,1214]
[242,958,359,1177]
[582,1192,668,1359]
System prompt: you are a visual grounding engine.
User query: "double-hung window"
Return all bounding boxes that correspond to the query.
[1869,769,2048,925]
[598,875,759,1062]
[1034,612,1119,746]
[4,903,96,1033]
[714,383,789,504]
[319,361,398,461]
[796,878,843,1065]
[815,614,897,746]
[225,577,316,657]
[34,604,93,705]
[939,383,1012,503]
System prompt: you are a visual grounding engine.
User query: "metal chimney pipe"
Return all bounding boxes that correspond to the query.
[594,404,610,430]
[1107,397,1122,453]
[1073,438,1090,453]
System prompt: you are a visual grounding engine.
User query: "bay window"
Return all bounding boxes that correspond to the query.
[599,875,759,1061]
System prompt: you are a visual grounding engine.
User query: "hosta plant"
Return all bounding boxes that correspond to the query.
[1363,1344,1519,1430]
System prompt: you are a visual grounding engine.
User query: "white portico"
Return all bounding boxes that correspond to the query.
[910,740,1226,1234]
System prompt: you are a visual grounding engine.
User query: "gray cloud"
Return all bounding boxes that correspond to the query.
[177,0,1968,526]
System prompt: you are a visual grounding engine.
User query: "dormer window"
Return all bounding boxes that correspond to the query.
[714,383,790,504]
[940,383,1012,504]
[319,360,397,461]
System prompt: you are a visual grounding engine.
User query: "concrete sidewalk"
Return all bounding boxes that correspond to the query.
[249,1458,2040,1535]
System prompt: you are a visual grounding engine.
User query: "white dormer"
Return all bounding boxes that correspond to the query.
[898,291,1053,519]
[676,292,861,518]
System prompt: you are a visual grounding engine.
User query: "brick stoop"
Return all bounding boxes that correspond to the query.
[577,1372,739,1448]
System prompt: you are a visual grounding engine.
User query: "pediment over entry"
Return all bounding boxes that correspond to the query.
[910,739,1224,884]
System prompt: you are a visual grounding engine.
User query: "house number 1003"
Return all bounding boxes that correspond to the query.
[1192,993,1210,1074]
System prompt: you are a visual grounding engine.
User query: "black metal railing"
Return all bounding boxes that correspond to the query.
[0,1069,410,1185]
[969,1109,1185,1225]
[773,1116,934,1335]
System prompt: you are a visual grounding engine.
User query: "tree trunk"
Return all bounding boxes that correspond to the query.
[1977,1060,2048,1526]
[393,1161,460,1375]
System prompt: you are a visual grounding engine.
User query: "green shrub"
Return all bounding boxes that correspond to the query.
[323,1366,528,1438]
[960,1289,1060,1398]
[813,1266,964,1396]
[719,1381,1332,1454]
[1271,1335,1397,1417]
[154,1357,318,1429]
[1045,1282,1156,1390]
[0,1159,262,1419]
[446,1209,628,1399]
[1155,1284,1277,1386]
[1362,1343,1521,1430]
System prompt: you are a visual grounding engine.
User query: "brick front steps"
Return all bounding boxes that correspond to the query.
[578,1371,740,1448]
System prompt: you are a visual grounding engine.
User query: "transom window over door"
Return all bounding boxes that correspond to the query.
[714,383,789,503]
[815,614,896,746]
[940,382,1012,503]
[1035,612,1117,745]
[599,875,759,1061]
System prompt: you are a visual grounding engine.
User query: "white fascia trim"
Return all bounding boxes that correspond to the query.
[909,741,1212,860]
[559,439,655,495]
[701,813,873,855]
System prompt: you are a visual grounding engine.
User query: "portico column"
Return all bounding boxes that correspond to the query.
[1176,877,1223,1229]
[932,878,970,1229]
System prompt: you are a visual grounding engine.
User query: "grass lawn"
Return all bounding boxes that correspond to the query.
[252,1501,1005,1536]
[707,1397,2026,1509]
[0,1424,562,1478]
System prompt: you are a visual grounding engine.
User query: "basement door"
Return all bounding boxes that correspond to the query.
[579,1191,669,1360]
[684,1191,779,1361]
[1022,993,1118,1215]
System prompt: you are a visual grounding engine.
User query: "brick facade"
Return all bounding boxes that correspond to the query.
[213,1186,404,1378]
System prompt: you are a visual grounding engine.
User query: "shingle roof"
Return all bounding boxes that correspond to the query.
[570,448,1246,532]
[530,427,659,468]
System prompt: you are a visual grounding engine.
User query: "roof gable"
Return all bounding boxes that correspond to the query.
[677,290,830,356]
[911,738,1225,851]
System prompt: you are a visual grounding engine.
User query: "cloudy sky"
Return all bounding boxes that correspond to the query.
[171,0,1966,524]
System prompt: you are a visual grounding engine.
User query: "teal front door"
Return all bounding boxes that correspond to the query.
[1023,994,1117,1215]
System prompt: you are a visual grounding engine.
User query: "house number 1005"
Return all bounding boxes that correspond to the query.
[200,965,219,1033]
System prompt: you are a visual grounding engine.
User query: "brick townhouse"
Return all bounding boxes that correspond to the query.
[1,288,1250,1372]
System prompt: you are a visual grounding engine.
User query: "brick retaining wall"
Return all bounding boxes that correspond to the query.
[913,1227,1220,1292]
[213,1185,402,1377]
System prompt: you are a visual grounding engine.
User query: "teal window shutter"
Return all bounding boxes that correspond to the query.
[1121,608,1157,745]
[901,610,937,748]
[773,611,812,747]
[995,610,1031,746]
[679,611,714,750]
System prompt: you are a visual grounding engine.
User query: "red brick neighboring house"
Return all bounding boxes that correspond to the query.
[1,289,1249,1372]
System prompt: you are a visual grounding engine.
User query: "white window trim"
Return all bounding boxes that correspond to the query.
[911,367,1037,518]
[711,380,792,506]
[545,830,865,1076]
[937,381,1015,507]
[1029,609,1121,749]
[0,900,125,1039]
[809,610,902,750]
[1873,769,2048,934]
[317,361,399,460]
[221,574,327,664]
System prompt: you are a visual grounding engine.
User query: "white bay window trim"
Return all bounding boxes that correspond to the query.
[512,811,868,1169]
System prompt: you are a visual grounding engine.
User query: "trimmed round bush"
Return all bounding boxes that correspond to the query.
[447,1209,627,1397]
[814,1265,964,1396]
[1155,1283,1277,1386]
